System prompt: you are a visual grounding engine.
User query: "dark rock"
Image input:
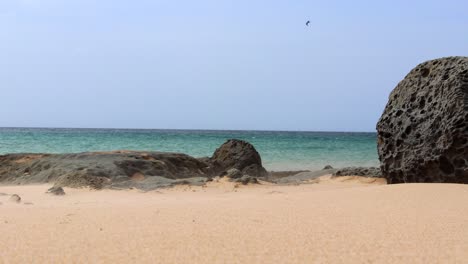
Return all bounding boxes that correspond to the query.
[210,139,268,177]
[241,164,267,178]
[323,165,333,170]
[234,175,258,185]
[223,168,243,179]
[333,167,382,178]
[377,57,468,183]
[9,194,21,203]
[0,151,213,189]
[0,140,268,190]
[47,186,66,195]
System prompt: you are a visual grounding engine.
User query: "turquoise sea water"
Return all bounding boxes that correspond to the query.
[0,128,379,171]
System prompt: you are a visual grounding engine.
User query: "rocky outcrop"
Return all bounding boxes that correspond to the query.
[0,151,213,189]
[377,57,468,183]
[333,167,382,178]
[0,139,268,189]
[210,139,268,177]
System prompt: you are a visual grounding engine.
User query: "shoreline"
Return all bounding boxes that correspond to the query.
[0,146,382,191]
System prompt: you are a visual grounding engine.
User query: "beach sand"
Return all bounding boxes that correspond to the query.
[1,176,467,263]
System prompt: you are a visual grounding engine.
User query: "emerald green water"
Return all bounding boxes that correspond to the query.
[0,128,379,171]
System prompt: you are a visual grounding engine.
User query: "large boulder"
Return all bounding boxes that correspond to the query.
[210,139,268,177]
[377,57,468,183]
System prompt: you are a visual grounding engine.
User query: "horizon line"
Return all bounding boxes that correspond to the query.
[0,126,377,134]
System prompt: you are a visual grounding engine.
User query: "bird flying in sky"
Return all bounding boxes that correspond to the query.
[306,20,310,26]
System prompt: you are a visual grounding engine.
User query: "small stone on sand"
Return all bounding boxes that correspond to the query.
[9,194,21,203]
[47,186,66,196]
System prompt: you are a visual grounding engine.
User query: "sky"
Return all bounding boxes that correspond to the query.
[0,0,467,132]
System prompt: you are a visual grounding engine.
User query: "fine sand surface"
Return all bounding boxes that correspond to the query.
[1,176,467,263]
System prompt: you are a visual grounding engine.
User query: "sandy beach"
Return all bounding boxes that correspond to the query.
[1,176,467,263]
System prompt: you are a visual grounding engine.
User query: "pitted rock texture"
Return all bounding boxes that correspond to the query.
[377,56,468,183]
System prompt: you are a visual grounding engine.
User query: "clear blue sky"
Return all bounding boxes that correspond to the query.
[1,0,467,131]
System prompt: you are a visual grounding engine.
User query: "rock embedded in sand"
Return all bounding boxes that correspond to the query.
[377,56,468,183]
[9,194,21,203]
[333,167,382,178]
[275,169,335,184]
[210,139,268,177]
[234,175,259,185]
[47,186,66,196]
[0,153,204,190]
[0,151,213,189]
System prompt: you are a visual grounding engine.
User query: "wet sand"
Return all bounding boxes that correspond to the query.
[1,176,467,263]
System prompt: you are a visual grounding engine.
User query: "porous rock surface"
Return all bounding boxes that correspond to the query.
[377,56,468,183]
[0,139,268,189]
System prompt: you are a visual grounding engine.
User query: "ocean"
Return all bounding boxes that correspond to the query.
[0,128,379,171]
